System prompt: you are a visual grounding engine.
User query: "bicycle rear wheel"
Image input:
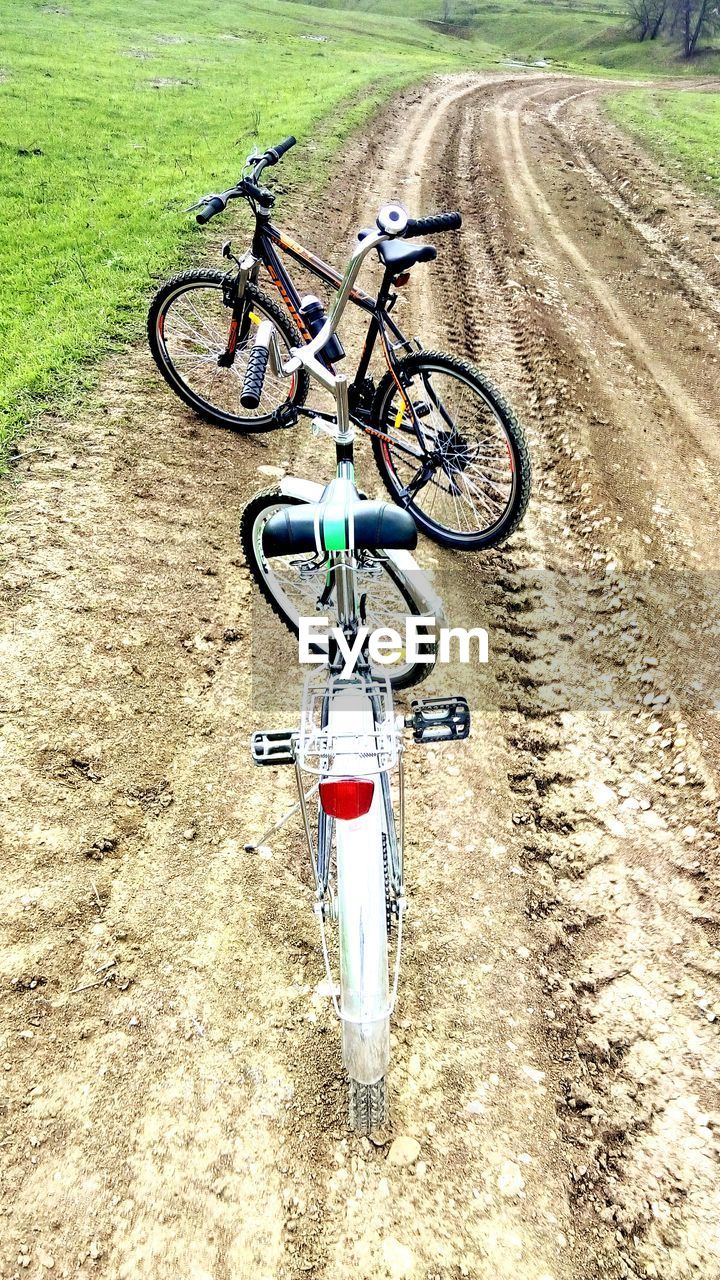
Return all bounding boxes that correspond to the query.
[240,489,435,690]
[372,350,530,550]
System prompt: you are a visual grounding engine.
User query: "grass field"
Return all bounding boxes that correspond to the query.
[0,0,481,453]
[608,89,720,197]
[299,0,720,75]
[1,0,718,455]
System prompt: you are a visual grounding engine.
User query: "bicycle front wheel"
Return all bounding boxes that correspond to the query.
[240,489,435,690]
[148,271,309,431]
[371,350,531,550]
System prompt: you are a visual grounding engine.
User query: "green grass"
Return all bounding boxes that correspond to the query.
[608,89,720,199]
[1,0,719,455]
[0,0,482,453]
[299,0,720,75]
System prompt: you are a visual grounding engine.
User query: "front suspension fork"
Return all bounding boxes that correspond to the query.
[218,252,260,367]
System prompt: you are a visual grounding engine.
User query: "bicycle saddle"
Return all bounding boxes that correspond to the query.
[358,228,437,273]
[262,477,418,556]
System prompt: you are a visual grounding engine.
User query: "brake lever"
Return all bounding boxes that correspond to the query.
[185,195,213,213]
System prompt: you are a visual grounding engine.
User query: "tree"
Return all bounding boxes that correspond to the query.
[677,0,720,55]
[626,0,668,39]
[626,0,719,51]
[649,0,668,36]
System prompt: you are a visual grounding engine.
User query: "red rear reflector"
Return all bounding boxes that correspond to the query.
[394,271,411,287]
[319,777,374,820]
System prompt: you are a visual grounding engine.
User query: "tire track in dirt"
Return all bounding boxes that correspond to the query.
[420,75,720,1279]
[1,73,587,1280]
[3,69,720,1280]
[255,74,590,1280]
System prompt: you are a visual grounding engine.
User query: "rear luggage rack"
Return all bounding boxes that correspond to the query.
[298,670,401,777]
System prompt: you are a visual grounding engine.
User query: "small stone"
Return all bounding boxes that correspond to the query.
[183,827,196,841]
[522,1065,545,1085]
[589,781,616,807]
[642,810,665,830]
[382,1238,415,1277]
[497,1158,526,1198]
[387,1135,421,1167]
[38,1251,55,1270]
[605,814,627,837]
[407,1053,421,1078]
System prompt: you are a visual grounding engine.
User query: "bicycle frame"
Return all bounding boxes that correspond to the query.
[237,213,422,434]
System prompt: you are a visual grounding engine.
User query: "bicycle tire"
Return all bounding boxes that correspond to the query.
[240,488,435,690]
[349,1078,387,1132]
[371,350,531,551]
[148,271,309,432]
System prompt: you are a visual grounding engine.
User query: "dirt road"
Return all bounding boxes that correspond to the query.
[2,73,720,1280]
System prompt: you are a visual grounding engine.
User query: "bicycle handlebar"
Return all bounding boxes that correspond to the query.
[404,212,462,236]
[241,319,275,410]
[194,138,296,224]
[241,342,270,410]
[196,194,228,225]
[266,136,296,165]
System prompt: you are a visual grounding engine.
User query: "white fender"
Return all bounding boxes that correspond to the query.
[327,684,390,1085]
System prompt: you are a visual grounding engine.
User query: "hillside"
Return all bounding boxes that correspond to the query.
[298,0,720,76]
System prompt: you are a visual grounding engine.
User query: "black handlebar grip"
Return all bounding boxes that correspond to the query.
[267,135,297,165]
[240,341,270,410]
[196,195,227,225]
[404,212,462,237]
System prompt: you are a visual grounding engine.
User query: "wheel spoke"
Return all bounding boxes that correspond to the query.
[156,280,295,423]
[380,359,521,541]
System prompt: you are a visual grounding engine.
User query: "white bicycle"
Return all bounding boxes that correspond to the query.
[242,201,471,1131]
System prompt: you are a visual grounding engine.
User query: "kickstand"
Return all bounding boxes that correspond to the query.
[244,781,320,854]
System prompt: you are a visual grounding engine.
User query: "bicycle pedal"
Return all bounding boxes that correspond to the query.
[406,696,470,744]
[251,729,296,765]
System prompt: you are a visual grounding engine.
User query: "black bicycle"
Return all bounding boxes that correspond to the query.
[148,136,531,551]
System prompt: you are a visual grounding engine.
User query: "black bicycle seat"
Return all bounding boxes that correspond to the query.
[358,228,437,274]
[263,479,417,556]
[379,239,437,272]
